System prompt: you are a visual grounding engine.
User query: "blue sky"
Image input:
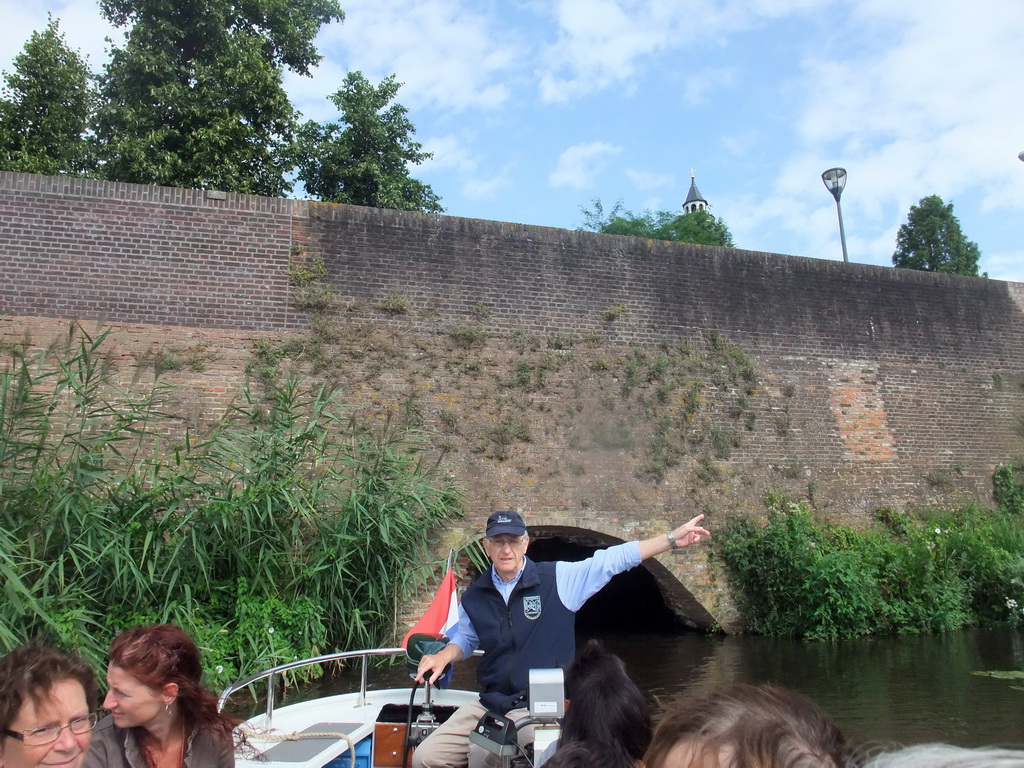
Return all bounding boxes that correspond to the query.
[3,0,1023,282]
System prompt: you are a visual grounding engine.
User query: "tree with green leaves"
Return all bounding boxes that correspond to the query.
[0,16,94,176]
[892,195,981,276]
[580,198,734,247]
[295,72,442,212]
[91,0,343,196]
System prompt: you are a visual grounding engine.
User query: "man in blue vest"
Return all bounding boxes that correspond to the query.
[411,509,711,768]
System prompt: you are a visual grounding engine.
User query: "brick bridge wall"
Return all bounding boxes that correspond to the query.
[3,172,1024,633]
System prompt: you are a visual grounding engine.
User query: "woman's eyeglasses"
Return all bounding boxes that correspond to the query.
[2,713,98,746]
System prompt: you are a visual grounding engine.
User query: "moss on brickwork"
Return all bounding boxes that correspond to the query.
[240,279,785,514]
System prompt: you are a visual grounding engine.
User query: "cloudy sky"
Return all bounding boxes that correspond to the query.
[3,0,1023,282]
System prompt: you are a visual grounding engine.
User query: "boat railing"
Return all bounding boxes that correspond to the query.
[217,646,406,729]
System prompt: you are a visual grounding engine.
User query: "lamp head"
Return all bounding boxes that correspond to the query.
[821,167,847,202]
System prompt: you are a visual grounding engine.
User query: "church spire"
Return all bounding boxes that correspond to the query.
[683,168,707,214]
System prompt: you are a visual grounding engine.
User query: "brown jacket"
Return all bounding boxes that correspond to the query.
[84,715,235,768]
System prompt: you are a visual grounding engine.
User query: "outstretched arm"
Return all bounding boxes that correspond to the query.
[637,514,711,561]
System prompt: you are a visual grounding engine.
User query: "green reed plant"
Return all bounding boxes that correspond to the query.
[718,494,1024,639]
[0,325,462,687]
[1,325,174,664]
[994,464,1024,514]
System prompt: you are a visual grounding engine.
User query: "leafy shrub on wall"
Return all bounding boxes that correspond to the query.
[718,494,1024,639]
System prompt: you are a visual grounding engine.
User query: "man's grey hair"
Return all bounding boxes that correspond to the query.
[862,743,1024,768]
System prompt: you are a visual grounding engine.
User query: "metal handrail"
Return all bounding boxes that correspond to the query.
[217,646,405,728]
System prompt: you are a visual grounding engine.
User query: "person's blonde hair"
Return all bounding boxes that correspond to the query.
[644,683,850,768]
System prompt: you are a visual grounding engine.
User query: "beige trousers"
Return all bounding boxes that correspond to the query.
[410,700,533,768]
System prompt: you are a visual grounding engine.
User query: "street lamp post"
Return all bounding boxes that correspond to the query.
[821,167,849,263]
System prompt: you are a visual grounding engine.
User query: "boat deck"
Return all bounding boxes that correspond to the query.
[233,684,478,768]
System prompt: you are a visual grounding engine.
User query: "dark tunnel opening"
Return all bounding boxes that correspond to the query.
[528,537,689,635]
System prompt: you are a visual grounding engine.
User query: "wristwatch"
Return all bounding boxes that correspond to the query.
[666,531,679,549]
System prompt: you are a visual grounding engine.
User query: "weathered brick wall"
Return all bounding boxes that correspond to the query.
[3,171,1024,531]
[302,199,1024,519]
[1,172,304,330]
[302,200,1024,363]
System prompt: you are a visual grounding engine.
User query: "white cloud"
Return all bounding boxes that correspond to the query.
[682,67,737,106]
[549,141,622,189]
[719,0,1024,269]
[640,195,669,213]
[745,0,829,17]
[282,58,350,123]
[0,1,119,73]
[420,134,479,175]
[534,0,821,103]
[463,173,511,201]
[310,0,522,113]
[538,0,685,102]
[625,169,673,192]
[719,129,762,159]
[982,250,1024,284]
[418,134,511,203]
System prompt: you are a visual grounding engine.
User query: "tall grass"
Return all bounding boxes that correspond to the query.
[0,325,462,687]
[718,494,1024,639]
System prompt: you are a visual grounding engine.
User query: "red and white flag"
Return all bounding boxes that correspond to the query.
[401,564,459,649]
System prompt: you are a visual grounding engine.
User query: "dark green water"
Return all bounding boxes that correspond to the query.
[592,628,1024,750]
[269,628,1024,750]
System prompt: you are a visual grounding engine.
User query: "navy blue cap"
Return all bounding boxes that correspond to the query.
[486,510,527,537]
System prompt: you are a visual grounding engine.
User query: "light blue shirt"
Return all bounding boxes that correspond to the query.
[447,541,642,658]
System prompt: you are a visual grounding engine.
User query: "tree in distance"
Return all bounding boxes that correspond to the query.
[91,0,343,197]
[579,198,735,247]
[0,15,94,176]
[295,72,443,213]
[3,6,440,214]
[892,194,981,276]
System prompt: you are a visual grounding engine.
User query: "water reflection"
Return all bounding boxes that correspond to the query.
[594,628,1024,748]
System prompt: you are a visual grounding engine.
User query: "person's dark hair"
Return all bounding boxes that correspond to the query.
[108,624,238,741]
[558,640,651,768]
[544,742,627,768]
[0,645,98,732]
[644,683,851,768]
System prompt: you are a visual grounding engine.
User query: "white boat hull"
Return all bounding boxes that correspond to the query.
[222,648,480,768]
[237,687,479,768]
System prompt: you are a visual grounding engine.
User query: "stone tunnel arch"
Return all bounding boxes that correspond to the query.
[442,517,728,633]
[528,525,717,632]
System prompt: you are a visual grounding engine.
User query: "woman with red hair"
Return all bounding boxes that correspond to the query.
[84,624,238,768]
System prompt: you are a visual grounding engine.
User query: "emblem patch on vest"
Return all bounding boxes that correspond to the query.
[522,595,542,620]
